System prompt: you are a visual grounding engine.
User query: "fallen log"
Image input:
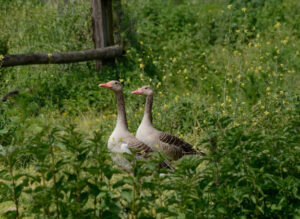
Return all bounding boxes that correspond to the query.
[2,90,20,102]
[0,45,123,67]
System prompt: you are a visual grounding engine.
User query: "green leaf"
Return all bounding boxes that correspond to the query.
[121,188,133,203]
[0,181,12,193]
[217,207,227,214]
[0,201,15,215]
[250,195,256,204]
[0,169,8,177]
[0,129,8,134]
[87,182,100,196]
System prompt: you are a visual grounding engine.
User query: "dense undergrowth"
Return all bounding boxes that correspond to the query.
[0,0,299,218]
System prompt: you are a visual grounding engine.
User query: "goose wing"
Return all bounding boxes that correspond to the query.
[123,135,153,155]
[123,135,174,170]
[159,132,205,156]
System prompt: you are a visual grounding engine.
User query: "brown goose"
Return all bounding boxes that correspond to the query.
[99,81,172,170]
[132,86,205,160]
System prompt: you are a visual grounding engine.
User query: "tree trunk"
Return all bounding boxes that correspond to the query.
[91,0,114,71]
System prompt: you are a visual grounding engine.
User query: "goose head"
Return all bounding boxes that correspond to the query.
[99,80,122,92]
[132,85,153,96]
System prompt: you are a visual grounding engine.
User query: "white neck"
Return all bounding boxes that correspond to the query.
[114,90,129,132]
[141,94,154,127]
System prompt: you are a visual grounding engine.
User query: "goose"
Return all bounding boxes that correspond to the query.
[99,81,172,170]
[132,86,206,160]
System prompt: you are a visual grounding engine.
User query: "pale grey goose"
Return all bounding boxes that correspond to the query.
[132,86,206,160]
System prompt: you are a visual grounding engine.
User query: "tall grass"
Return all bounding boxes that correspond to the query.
[0,0,299,218]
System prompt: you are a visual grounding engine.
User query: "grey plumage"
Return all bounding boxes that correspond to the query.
[99,81,173,170]
[133,86,206,161]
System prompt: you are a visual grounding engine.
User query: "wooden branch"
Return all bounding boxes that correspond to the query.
[0,45,122,67]
[2,90,20,102]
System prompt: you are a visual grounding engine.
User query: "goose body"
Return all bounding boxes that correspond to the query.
[132,86,205,160]
[99,81,172,170]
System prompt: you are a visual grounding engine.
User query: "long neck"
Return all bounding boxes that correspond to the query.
[142,94,153,126]
[115,90,128,131]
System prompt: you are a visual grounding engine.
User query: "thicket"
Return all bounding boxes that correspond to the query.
[0,0,299,218]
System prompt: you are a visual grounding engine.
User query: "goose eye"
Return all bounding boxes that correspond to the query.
[145,87,148,89]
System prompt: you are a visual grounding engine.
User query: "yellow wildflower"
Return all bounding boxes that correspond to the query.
[241,7,246,12]
[227,4,232,9]
[264,111,269,116]
[139,63,144,69]
[281,39,288,45]
[274,22,281,28]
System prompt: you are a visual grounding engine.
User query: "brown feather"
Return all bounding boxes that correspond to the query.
[123,136,173,169]
[123,136,153,155]
[159,132,198,155]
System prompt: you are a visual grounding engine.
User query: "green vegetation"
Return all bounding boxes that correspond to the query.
[0,0,299,218]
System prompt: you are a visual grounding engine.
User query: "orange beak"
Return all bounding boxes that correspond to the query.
[132,88,143,95]
[99,82,112,88]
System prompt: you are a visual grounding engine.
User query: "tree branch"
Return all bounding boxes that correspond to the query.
[1,45,123,67]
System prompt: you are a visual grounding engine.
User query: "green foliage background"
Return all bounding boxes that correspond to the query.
[0,0,299,218]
